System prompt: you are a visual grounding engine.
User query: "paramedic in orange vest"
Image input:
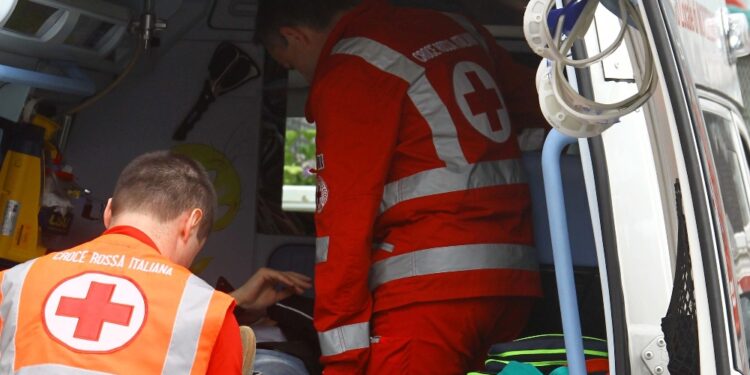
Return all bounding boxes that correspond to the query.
[255,0,543,373]
[0,151,311,374]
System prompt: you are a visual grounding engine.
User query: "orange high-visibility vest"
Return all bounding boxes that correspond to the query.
[0,232,233,374]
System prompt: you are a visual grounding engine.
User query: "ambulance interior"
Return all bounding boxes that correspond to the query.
[0,0,612,371]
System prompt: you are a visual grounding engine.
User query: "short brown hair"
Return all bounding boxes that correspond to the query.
[255,0,359,47]
[111,151,217,239]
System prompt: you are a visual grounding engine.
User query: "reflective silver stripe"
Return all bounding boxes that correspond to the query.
[332,37,467,169]
[16,364,112,374]
[161,275,213,375]
[370,244,538,289]
[332,37,423,83]
[0,260,35,374]
[442,12,492,58]
[380,159,526,213]
[316,236,330,264]
[408,75,468,168]
[318,322,371,357]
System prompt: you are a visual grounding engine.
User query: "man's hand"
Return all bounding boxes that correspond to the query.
[230,268,312,315]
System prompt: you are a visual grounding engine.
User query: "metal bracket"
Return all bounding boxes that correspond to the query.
[130,12,167,50]
[641,336,670,375]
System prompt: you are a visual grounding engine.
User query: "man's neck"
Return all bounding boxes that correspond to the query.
[108,213,176,257]
[306,10,350,80]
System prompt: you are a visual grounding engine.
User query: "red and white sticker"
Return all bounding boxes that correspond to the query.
[453,61,511,144]
[43,272,147,353]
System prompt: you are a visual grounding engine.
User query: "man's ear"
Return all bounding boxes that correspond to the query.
[279,25,310,47]
[103,198,113,229]
[181,208,204,242]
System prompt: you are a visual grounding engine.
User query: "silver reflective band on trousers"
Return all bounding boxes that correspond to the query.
[318,322,371,357]
[370,243,538,290]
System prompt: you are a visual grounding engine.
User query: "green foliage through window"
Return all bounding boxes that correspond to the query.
[284,118,316,186]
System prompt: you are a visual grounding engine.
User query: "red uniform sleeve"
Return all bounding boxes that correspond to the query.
[309,57,405,374]
[206,306,243,375]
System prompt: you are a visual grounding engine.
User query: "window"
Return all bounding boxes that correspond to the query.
[256,59,314,235]
[704,111,750,237]
[3,0,59,36]
[282,117,316,212]
[702,101,750,369]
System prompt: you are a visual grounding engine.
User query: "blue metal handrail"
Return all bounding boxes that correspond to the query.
[541,129,586,375]
[0,64,95,96]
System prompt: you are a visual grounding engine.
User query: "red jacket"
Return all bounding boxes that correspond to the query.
[307,1,542,372]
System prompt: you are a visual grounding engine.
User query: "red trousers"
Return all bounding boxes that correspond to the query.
[366,297,534,374]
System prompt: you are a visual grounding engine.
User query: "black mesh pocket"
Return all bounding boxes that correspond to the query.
[661,182,700,375]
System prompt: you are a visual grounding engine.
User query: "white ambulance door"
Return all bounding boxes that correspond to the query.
[639,0,747,373]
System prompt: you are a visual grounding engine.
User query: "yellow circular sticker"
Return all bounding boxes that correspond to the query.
[171,144,241,231]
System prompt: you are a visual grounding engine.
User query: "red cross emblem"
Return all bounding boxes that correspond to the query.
[453,61,511,144]
[44,273,147,352]
[463,70,505,132]
[56,282,134,341]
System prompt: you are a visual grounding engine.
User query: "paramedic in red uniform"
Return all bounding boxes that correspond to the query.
[0,151,311,374]
[255,0,543,373]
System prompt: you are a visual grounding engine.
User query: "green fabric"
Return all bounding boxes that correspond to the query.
[549,367,569,375]
[486,359,569,367]
[481,334,608,374]
[490,348,608,359]
[499,361,544,374]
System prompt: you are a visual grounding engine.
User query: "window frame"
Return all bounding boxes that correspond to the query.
[699,94,750,372]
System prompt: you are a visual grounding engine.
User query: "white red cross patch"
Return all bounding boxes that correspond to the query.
[453,61,512,144]
[43,272,147,353]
